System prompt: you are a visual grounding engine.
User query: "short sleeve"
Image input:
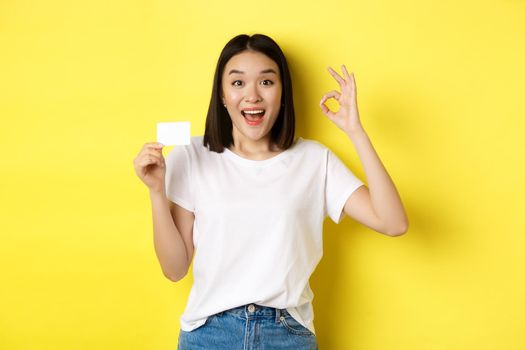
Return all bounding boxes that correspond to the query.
[164,146,194,212]
[325,149,364,223]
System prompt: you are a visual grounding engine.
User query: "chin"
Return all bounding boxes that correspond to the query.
[244,131,270,142]
[232,115,276,143]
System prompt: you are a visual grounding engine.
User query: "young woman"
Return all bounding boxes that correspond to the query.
[134,34,408,349]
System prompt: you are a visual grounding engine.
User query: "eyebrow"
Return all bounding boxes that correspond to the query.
[228,68,278,75]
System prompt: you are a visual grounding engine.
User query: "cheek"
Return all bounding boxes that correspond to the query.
[266,88,282,108]
[224,90,242,104]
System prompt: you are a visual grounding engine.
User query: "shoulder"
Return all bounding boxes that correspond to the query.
[292,137,330,156]
[188,135,206,152]
[166,136,209,157]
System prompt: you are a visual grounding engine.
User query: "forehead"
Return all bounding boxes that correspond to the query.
[223,50,279,74]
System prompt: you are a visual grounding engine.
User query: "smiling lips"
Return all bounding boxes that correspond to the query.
[241,108,266,126]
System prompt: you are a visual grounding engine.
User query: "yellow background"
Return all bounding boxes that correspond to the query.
[1,0,524,349]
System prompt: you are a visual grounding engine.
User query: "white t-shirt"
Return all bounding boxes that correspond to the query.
[164,136,364,334]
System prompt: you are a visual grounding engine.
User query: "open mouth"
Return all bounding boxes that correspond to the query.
[241,109,265,126]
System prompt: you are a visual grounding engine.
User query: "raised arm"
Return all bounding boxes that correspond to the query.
[320,66,408,236]
[134,142,195,281]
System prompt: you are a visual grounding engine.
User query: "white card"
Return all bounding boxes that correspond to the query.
[157,122,190,146]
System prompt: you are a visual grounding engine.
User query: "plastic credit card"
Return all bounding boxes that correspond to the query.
[156,122,190,146]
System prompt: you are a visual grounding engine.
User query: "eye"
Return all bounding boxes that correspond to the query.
[261,80,274,86]
[232,80,243,87]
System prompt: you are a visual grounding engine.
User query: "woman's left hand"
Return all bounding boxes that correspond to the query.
[320,65,363,135]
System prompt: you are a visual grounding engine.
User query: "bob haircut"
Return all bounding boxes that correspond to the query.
[203,34,295,153]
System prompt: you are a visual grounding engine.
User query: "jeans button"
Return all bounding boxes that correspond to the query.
[248,304,255,312]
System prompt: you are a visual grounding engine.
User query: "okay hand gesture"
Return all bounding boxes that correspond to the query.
[320,65,363,135]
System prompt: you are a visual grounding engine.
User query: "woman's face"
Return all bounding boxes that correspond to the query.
[221,50,282,145]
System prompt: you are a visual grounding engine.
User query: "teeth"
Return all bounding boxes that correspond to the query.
[243,110,264,114]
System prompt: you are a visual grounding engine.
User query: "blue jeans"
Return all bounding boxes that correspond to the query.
[177,304,318,349]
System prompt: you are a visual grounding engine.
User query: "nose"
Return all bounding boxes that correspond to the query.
[244,83,262,103]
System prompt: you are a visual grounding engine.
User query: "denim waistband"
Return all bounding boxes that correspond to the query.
[215,304,289,323]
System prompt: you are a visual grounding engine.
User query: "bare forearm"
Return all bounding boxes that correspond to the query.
[149,190,189,280]
[347,127,408,233]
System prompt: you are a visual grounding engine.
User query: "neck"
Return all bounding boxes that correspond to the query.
[230,129,279,160]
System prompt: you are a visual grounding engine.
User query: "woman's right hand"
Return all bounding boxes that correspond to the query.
[134,142,166,193]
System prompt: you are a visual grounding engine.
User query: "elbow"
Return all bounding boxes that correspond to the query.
[163,267,189,282]
[384,219,409,237]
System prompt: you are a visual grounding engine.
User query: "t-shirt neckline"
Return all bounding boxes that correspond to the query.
[223,137,302,167]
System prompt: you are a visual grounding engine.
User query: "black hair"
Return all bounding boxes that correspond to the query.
[203,34,295,152]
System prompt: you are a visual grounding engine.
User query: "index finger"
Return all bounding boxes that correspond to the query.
[142,142,164,151]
